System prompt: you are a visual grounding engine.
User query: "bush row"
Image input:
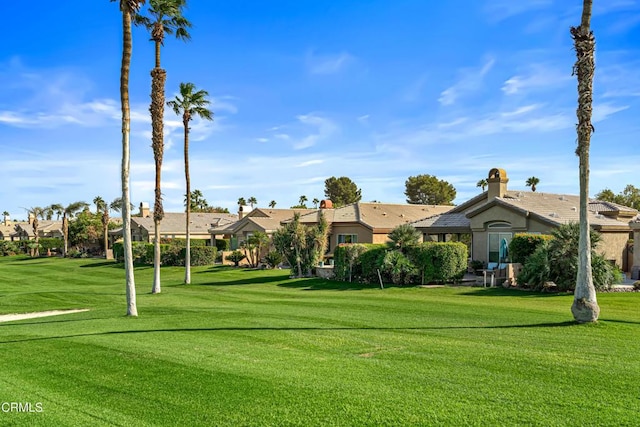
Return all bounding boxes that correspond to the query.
[112,241,217,266]
[508,233,553,264]
[333,242,467,286]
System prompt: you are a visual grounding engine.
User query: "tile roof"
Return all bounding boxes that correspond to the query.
[298,203,453,231]
[413,190,639,232]
[209,208,315,234]
[133,212,238,234]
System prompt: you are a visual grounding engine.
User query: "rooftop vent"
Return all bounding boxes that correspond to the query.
[516,192,524,198]
[571,207,577,211]
[549,212,560,218]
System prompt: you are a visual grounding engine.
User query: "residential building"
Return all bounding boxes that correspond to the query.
[296,202,454,257]
[412,168,638,272]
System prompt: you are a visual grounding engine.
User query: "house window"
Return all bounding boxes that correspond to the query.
[337,234,358,244]
[488,232,512,263]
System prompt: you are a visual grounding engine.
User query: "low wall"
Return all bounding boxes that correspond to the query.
[316,266,335,279]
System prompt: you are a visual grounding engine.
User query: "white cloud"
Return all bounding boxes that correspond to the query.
[293,114,338,150]
[306,51,354,74]
[438,57,495,106]
[502,64,572,95]
[296,159,324,168]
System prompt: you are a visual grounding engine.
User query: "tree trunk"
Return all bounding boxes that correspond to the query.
[63,215,68,257]
[150,65,166,294]
[184,116,191,284]
[120,5,138,317]
[102,210,109,259]
[571,0,599,323]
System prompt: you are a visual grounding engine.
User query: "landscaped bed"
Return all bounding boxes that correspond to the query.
[1,256,639,426]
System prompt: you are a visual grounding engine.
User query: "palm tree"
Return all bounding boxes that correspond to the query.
[525,176,540,192]
[388,223,422,253]
[26,207,45,256]
[571,0,599,323]
[269,200,276,209]
[299,195,308,207]
[49,203,64,221]
[476,179,488,192]
[237,197,246,207]
[113,0,145,316]
[93,196,105,214]
[61,201,89,257]
[168,82,213,284]
[248,196,257,208]
[136,0,191,295]
[312,198,320,208]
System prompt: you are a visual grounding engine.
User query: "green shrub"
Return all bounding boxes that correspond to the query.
[39,238,63,251]
[408,242,467,284]
[333,244,368,282]
[112,242,124,260]
[517,223,617,291]
[264,250,283,269]
[382,250,417,285]
[509,233,553,264]
[215,239,230,252]
[356,244,388,283]
[225,250,246,267]
[0,241,20,256]
[186,246,216,266]
[634,281,640,291]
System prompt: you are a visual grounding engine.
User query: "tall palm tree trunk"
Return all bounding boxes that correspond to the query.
[151,64,166,294]
[102,209,109,259]
[184,116,191,284]
[571,0,599,323]
[63,215,69,257]
[120,5,138,316]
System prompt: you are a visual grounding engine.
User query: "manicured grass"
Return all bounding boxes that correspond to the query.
[0,255,639,426]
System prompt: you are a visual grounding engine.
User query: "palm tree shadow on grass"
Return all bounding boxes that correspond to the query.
[0,321,586,344]
[459,287,573,298]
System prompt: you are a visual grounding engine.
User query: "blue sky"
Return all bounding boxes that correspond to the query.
[1,1,639,219]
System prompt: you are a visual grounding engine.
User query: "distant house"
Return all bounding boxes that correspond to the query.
[295,202,454,257]
[111,203,238,244]
[209,207,317,249]
[412,168,639,272]
[11,218,63,241]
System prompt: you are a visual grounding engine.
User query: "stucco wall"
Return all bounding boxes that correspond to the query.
[599,232,632,270]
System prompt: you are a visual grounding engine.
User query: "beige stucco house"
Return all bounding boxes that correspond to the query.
[10,218,63,241]
[210,207,317,249]
[412,168,638,272]
[111,203,238,244]
[296,202,454,257]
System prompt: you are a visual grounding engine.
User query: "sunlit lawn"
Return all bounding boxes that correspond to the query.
[1,256,639,426]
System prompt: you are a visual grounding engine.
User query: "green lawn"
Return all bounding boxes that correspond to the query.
[0,256,639,426]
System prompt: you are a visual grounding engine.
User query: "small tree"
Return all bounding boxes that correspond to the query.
[268,200,277,208]
[388,224,422,253]
[324,176,362,207]
[476,179,488,192]
[526,176,540,192]
[405,174,456,205]
[225,250,246,267]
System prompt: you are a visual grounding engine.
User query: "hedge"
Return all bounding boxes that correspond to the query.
[509,233,553,264]
[39,238,63,251]
[113,242,216,266]
[408,242,468,284]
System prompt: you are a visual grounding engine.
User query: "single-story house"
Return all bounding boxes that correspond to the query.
[209,207,317,249]
[11,219,63,241]
[412,168,639,272]
[295,202,454,257]
[111,203,238,244]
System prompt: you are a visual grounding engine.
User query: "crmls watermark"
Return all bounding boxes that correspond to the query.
[1,402,44,413]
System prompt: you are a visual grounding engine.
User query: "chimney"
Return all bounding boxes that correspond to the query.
[319,199,333,209]
[487,168,508,199]
[139,202,150,218]
[3,213,10,226]
[238,205,244,220]
[28,212,35,225]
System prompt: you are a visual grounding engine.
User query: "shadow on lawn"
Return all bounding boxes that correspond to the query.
[459,287,571,298]
[278,280,383,291]
[0,321,586,344]
[199,275,290,286]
